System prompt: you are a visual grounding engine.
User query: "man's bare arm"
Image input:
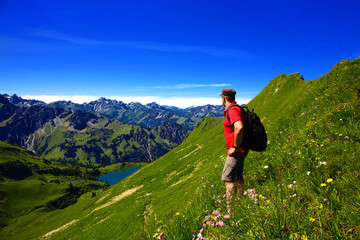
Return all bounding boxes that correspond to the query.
[228,120,244,155]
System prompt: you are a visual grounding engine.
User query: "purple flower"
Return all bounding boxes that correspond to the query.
[294,166,297,170]
[283,205,287,209]
[224,215,231,219]
[355,172,359,177]
[285,226,290,231]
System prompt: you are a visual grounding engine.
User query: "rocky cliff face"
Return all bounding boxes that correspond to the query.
[151,122,191,145]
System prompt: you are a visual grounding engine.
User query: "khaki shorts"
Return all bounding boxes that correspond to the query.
[222,154,247,182]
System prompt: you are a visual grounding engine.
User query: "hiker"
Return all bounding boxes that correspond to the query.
[221,88,249,204]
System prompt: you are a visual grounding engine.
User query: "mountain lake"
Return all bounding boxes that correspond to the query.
[98,166,142,185]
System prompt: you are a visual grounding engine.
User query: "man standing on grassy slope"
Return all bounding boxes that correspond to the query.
[221,88,249,204]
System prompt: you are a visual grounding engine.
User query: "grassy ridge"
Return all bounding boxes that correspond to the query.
[0,58,359,239]
[143,58,360,239]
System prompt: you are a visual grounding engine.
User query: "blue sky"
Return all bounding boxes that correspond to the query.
[1,0,359,108]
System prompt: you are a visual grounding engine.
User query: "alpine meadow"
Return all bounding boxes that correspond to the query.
[0,58,359,239]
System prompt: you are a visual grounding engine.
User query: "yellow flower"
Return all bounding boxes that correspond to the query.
[327,178,333,183]
[321,183,327,187]
[301,235,309,240]
[319,204,323,209]
[309,217,315,223]
[324,198,328,202]
[153,233,159,238]
[175,212,180,216]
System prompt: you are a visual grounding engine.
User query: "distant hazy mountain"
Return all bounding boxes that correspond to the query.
[3,94,224,129]
[0,95,190,165]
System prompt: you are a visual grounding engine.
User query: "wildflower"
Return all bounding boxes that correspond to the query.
[157,232,164,239]
[319,204,323,209]
[294,166,298,170]
[283,205,287,209]
[216,221,225,226]
[264,165,269,169]
[212,210,220,216]
[309,217,315,223]
[224,215,231,219]
[307,171,311,175]
[301,235,309,240]
[285,226,290,231]
[321,183,327,187]
[176,212,180,216]
[355,172,359,177]
[324,198,328,202]
[319,161,327,165]
[326,178,333,183]
[288,184,293,189]
[293,181,297,184]
[202,177,205,180]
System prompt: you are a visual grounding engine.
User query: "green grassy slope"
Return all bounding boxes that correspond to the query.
[1,58,359,239]
[0,141,107,228]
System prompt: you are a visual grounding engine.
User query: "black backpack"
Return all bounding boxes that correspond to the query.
[226,104,267,152]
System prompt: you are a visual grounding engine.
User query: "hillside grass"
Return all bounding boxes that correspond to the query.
[142,58,360,239]
[0,141,107,228]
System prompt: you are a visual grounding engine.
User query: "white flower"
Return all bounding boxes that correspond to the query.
[319,161,327,165]
[307,171,311,175]
[264,165,269,169]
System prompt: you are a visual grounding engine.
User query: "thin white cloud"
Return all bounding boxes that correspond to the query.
[29,30,254,58]
[136,83,231,90]
[21,95,252,109]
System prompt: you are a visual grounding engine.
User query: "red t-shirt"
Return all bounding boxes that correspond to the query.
[223,102,249,156]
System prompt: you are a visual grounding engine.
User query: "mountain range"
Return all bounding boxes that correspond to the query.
[3,95,224,129]
[0,96,193,165]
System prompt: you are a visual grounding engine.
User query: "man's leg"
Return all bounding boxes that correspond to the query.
[225,181,235,202]
[234,178,244,196]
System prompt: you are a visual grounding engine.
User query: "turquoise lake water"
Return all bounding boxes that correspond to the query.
[98,166,142,185]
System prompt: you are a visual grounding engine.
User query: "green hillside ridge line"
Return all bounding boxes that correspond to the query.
[1,58,359,239]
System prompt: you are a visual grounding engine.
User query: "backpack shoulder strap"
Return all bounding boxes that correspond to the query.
[226,104,240,123]
[226,104,248,122]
